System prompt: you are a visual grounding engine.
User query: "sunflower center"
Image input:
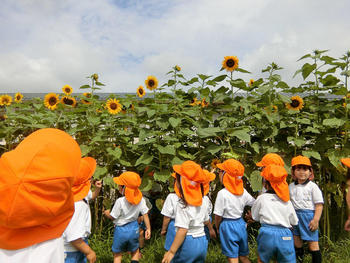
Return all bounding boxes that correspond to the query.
[148,80,155,87]
[291,99,300,107]
[49,97,57,105]
[65,88,71,93]
[85,93,91,98]
[110,103,117,110]
[16,95,21,100]
[226,59,235,67]
[139,89,144,95]
[3,98,9,103]
[63,97,74,105]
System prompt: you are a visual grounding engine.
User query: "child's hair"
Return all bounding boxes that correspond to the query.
[175,173,204,207]
[291,164,313,177]
[262,178,274,192]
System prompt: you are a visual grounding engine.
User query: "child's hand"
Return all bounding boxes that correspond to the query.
[94,180,102,189]
[145,229,151,240]
[309,218,319,231]
[103,209,110,217]
[244,211,254,224]
[162,251,175,263]
[344,219,350,231]
[209,228,217,239]
[161,229,167,236]
[86,250,96,263]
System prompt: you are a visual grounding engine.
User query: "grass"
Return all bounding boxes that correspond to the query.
[89,230,350,263]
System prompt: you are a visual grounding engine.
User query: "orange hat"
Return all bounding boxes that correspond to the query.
[0,128,81,250]
[261,164,290,202]
[256,153,284,167]
[341,158,350,168]
[291,155,311,167]
[172,161,207,206]
[113,172,142,205]
[202,170,216,196]
[217,159,245,195]
[72,157,97,202]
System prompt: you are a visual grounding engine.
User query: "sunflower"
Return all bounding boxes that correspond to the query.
[62,85,73,95]
[61,96,77,107]
[121,105,127,114]
[106,98,122,115]
[137,86,146,98]
[190,97,201,106]
[201,98,209,108]
[286,96,304,110]
[211,159,221,169]
[0,95,12,106]
[145,76,158,91]
[248,79,254,87]
[44,93,60,110]
[81,92,92,104]
[129,104,135,110]
[0,114,7,121]
[14,92,23,103]
[222,56,239,72]
[92,73,99,81]
[175,65,181,72]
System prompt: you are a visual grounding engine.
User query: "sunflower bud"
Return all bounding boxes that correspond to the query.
[93,73,99,81]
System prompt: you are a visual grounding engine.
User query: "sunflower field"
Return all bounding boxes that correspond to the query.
[1,50,350,240]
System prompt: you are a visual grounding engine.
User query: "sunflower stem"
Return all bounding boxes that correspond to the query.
[230,71,234,99]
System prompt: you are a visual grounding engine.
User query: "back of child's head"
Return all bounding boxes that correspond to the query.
[217,159,245,195]
[261,164,290,202]
[113,171,142,205]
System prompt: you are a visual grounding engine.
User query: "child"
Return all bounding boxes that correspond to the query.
[214,159,255,263]
[104,171,151,263]
[203,169,217,241]
[63,157,98,263]
[162,160,211,263]
[0,128,81,262]
[252,163,299,263]
[161,179,180,251]
[341,158,350,231]
[289,155,323,263]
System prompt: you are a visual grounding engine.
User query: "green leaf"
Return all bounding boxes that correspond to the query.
[341,70,350,77]
[197,127,222,138]
[135,153,153,166]
[79,85,91,89]
[206,144,223,155]
[157,145,176,155]
[80,145,91,156]
[154,170,171,183]
[320,75,340,86]
[147,110,156,118]
[107,147,122,159]
[229,128,251,143]
[297,53,311,61]
[178,150,194,159]
[95,81,105,86]
[169,117,181,128]
[251,142,260,153]
[302,150,321,160]
[212,75,227,82]
[301,63,317,79]
[322,118,346,128]
[94,167,108,179]
[249,170,262,192]
[198,74,211,81]
[235,68,251,73]
[305,126,320,134]
[140,176,153,192]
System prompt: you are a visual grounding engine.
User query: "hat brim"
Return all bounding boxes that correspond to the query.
[256,161,264,167]
[72,181,91,202]
[173,164,182,176]
[341,158,350,168]
[113,176,123,185]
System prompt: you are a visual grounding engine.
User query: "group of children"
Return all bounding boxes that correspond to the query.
[1,128,350,263]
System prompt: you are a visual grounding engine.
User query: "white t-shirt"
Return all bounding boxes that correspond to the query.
[161,193,180,219]
[63,200,91,252]
[110,197,149,226]
[0,237,64,263]
[252,193,298,228]
[174,198,210,237]
[214,188,255,219]
[203,196,213,216]
[289,181,324,210]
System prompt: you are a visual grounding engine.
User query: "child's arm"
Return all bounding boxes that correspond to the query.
[215,214,222,231]
[345,182,350,231]
[143,213,151,240]
[161,216,171,236]
[90,180,102,201]
[103,209,115,220]
[71,238,96,263]
[309,203,323,231]
[162,227,187,263]
[204,219,217,239]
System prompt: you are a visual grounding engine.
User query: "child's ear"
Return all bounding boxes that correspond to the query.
[291,169,296,180]
[309,168,314,181]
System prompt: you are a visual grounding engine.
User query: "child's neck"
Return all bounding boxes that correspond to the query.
[297,178,309,184]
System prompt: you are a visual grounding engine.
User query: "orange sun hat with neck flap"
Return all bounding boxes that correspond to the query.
[113,172,142,205]
[72,157,97,202]
[256,153,285,167]
[341,158,350,168]
[202,169,216,196]
[0,128,81,250]
[217,159,245,195]
[261,164,290,202]
[172,160,207,206]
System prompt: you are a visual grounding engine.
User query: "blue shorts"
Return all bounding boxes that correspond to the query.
[112,221,139,253]
[65,238,88,263]
[219,217,249,258]
[257,224,295,263]
[164,219,175,251]
[293,209,319,241]
[172,235,208,263]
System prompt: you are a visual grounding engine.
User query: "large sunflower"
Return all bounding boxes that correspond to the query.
[201,98,209,108]
[222,56,239,72]
[81,92,92,104]
[44,93,60,110]
[145,76,158,91]
[106,98,122,115]
[211,159,221,169]
[286,96,304,111]
[62,85,73,95]
[137,86,146,98]
[0,95,12,106]
[61,96,77,107]
[14,92,23,103]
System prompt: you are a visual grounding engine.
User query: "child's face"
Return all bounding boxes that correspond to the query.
[219,170,225,184]
[294,165,311,183]
[118,185,124,194]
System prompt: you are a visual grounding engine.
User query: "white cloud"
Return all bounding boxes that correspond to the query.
[0,0,349,94]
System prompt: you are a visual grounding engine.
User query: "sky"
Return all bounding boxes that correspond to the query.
[0,0,349,94]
